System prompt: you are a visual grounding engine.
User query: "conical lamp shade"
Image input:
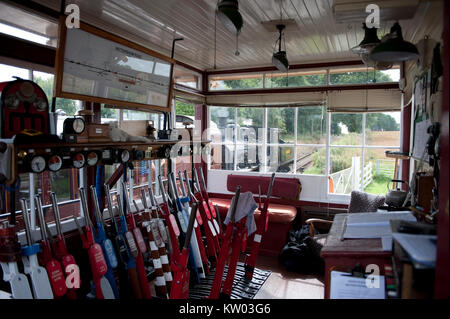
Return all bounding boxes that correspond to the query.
[370,22,419,62]
[217,0,243,35]
[272,51,289,73]
[352,23,380,54]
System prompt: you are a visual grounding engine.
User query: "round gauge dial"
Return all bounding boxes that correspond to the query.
[30,156,46,173]
[20,82,34,98]
[48,155,63,172]
[72,153,86,169]
[86,152,99,166]
[63,118,85,134]
[34,97,47,111]
[120,150,130,163]
[4,94,20,109]
[72,118,85,134]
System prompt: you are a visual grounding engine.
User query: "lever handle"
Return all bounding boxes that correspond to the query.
[34,195,47,241]
[199,167,207,191]
[20,199,32,246]
[50,192,63,236]
[158,176,168,204]
[178,171,187,197]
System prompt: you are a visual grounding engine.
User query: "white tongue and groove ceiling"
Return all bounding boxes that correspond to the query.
[32,0,443,71]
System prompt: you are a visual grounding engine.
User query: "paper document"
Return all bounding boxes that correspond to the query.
[343,212,416,239]
[330,271,385,299]
[381,236,393,251]
[346,212,416,225]
[392,233,437,268]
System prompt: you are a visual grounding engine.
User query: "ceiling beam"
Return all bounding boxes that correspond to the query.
[206,60,365,75]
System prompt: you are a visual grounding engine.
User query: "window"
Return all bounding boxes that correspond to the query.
[209,105,327,174]
[174,65,202,90]
[208,65,400,91]
[328,112,401,196]
[329,66,400,85]
[209,73,264,91]
[174,100,196,177]
[265,69,327,88]
[209,105,401,197]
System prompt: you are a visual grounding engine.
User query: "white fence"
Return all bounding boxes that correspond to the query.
[330,157,373,194]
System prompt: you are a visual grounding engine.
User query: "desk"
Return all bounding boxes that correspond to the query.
[321,214,392,299]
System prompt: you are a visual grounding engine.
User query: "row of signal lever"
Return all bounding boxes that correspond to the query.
[1,167,274,299]
[0,168,217,299]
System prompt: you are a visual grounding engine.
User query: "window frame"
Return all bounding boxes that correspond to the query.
[207,105,402,202]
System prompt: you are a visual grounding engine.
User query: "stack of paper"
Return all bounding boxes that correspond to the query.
[343,212,417,251]
[392,233,437,268]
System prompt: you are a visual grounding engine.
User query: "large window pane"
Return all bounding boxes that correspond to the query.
[268,108,295,144]
[330,113,363,145]
[33,71,80,119]
[329,66,400,85]
[209,73,263,91]
[265,69,326,88]
[237,107,263,144]
[297,146,326,175]
[267,145,294,173]
[0,63,29,81]
[236,144,262,172]
[297,106,327,144]
[365,112,401,146]
[174,65,202,89]
[210,107,236,143]
[176,100,195,127]
[210,144,235,171]
[363,148,400,195]
[329,148,362,194]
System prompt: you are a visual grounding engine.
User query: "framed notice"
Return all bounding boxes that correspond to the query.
[54,17,175,112]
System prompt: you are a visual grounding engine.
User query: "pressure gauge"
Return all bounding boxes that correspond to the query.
[34,97,47,111]
[86,151,99,166]
[4,94,20,109]
[120,149,130,163]
[72,153,86,169]
[30,155,46,173]
[48,155,63,172]
[63,118,85,134]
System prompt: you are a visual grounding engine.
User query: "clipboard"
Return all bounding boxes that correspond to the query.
[328,264,386,299]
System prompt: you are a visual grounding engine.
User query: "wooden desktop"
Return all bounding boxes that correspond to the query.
[321,214,392,299]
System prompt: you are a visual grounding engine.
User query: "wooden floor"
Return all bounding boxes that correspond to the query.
[253,255,325,299]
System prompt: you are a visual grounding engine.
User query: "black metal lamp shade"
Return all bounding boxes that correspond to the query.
[217,0,243,35]
[369,22,419,62]
[352,23,381,54]
[272,51,289,73]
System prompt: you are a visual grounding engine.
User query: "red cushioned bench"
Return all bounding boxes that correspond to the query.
[210,174,301,256]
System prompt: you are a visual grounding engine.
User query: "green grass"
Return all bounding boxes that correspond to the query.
[364,172,393,196]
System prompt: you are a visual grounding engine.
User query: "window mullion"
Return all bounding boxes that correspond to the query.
[234,108,237,171]
[293,107,298,174]
[263,108,268,174]
[326,111,331,196]
[361,113,366,191]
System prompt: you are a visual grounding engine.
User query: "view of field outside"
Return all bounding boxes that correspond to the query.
[207,68,401,195]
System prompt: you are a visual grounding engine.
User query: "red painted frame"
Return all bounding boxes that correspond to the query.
[434,0,449,299]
